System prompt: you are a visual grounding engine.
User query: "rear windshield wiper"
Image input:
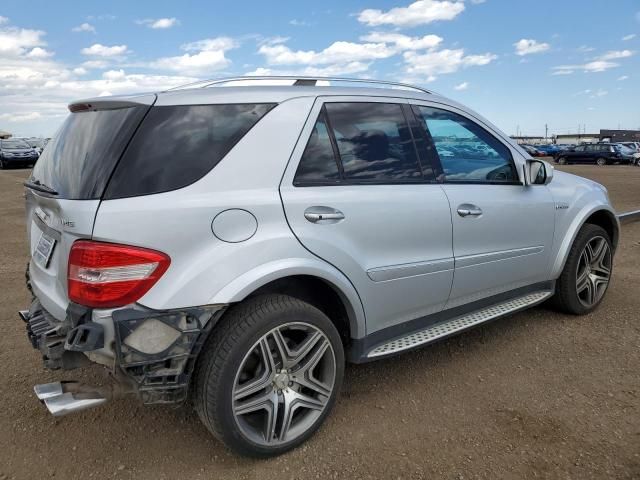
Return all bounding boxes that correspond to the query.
[24,179,59,196]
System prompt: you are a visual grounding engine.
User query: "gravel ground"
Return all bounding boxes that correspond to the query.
[0,165,638,479]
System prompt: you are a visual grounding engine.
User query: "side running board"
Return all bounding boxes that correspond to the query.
[367,290,553,358]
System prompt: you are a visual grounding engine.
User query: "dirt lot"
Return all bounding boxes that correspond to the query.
[0,165,638,479]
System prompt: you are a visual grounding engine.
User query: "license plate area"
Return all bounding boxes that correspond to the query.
[34,231,56,268]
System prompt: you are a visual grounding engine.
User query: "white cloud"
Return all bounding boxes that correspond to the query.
[0,16,9,25]
[149,36,237,75]
[81,43,129,57]
[552,50,635,74]
[598,49,634,60]
[82,60,109,69]
[102,69,126,80]
[289,19,311,27]
[622,34,636,41]
[0,26,46,57]
[72,23,96,33]
[470,0,486,3]
[258,40,397,65]
[358,0,465,28]
[246,62,371,77]
[360,32,443,50]
[403,48,497,77]
[137,17,179,29]
[454,81,468,90]
[26,47,53,58]
[618,75,629,81]
[590,89,608,98]
[514,39,550,56]
[577,45,595,53]
[73,67,87,75]
[0,112,42,122]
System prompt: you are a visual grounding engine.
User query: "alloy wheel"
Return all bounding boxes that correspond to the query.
[596,157,607,166]
[576,236,611,308]
[232,322,336,446]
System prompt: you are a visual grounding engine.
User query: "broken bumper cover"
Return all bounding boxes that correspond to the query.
[20,298,226,405]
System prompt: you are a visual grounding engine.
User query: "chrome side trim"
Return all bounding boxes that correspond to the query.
[455,246,544,269]
[366,258,454,282]
[367,290,553,358]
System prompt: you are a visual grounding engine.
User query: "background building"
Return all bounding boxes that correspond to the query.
[599,129,640,142]
[554,133,599,144]
[0,130,12,139]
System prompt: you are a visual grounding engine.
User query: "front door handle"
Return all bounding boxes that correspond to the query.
[457,204,483,217]
[304,206,345,224]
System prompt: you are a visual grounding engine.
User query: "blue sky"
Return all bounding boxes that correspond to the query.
[1,0,638,137]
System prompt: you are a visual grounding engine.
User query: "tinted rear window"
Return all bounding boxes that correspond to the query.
[104,103,275,199]
[30,107,148,199]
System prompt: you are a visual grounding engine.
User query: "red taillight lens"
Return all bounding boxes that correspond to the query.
[68,240,170,308]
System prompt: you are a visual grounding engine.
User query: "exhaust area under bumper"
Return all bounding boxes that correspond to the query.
[34,381,109,416]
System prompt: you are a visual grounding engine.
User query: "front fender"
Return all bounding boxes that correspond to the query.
[550,203,618,279]
[208,257,367,339]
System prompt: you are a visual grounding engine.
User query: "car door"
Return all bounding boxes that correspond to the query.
[410,103,556,308]
[280,97,454,334]
[573,145,589,163]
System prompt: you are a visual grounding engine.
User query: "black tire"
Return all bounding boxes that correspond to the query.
[551,224,613,315]
[0,158,5,169]
[557,156,567,165]
[193,294,344,457]
[596,157,607,166]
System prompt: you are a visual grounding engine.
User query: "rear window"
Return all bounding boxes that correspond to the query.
[31,107,148,199]
[104,103,275,199]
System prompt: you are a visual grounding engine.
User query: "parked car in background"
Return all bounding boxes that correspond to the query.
[0,138,39,168]
[21,76,619,457]
[554,143,635,166]
[25,138,48,155]
[534,144,561,156]
[521,144,545,157]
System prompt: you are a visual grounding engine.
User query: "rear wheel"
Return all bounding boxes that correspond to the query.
[557,156,567,165]
[596,157,607,166]
[551,224,612,315]
[0,158,5,169]
[193,294,344,457]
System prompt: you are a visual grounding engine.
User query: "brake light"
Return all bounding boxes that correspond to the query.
[68,240,170,308]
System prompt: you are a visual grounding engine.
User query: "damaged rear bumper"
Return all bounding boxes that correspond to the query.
[21,298,226,409]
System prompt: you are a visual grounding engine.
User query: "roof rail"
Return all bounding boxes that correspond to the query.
[165,76,431,94]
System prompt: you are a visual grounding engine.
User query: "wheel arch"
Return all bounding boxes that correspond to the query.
[551,205,620,278]
[208,259,366,340]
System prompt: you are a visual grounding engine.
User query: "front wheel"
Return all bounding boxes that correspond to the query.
[0,158,5,169]
[551,224,613,315]
[193,294,344,457]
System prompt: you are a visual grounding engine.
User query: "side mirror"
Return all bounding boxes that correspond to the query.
[526,159,553,185]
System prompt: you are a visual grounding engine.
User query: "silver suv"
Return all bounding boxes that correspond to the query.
[21,77,619,457]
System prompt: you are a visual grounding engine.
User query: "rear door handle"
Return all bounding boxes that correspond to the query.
[457,204,483,217]
[304,207,345,223]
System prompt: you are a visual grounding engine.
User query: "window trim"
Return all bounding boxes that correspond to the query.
[410,104,523,186]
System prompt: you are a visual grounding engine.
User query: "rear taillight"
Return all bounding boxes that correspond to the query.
[68,240,170,308]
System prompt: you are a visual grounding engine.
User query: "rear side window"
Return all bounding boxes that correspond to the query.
[324,102,422,182]
[31,107,148,199]
[413,106,517,184]
[104,103,275,199]
[293,110,341,185]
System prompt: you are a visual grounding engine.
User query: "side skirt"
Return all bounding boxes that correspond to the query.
[348,281,555,363]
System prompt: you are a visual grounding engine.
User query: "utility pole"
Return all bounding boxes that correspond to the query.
[545,124,548,144]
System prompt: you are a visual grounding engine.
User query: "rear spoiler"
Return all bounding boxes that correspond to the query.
[68,93,157,112]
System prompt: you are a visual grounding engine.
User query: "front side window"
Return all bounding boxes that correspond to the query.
[324,102,422,182]
[413,106,517,184]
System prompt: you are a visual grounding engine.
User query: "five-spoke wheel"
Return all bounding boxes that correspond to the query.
[552,223,613,315]
[194,294,344,457]
[575,236,611,308]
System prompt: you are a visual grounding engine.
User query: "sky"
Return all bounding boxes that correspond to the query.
[1,0,638,138]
